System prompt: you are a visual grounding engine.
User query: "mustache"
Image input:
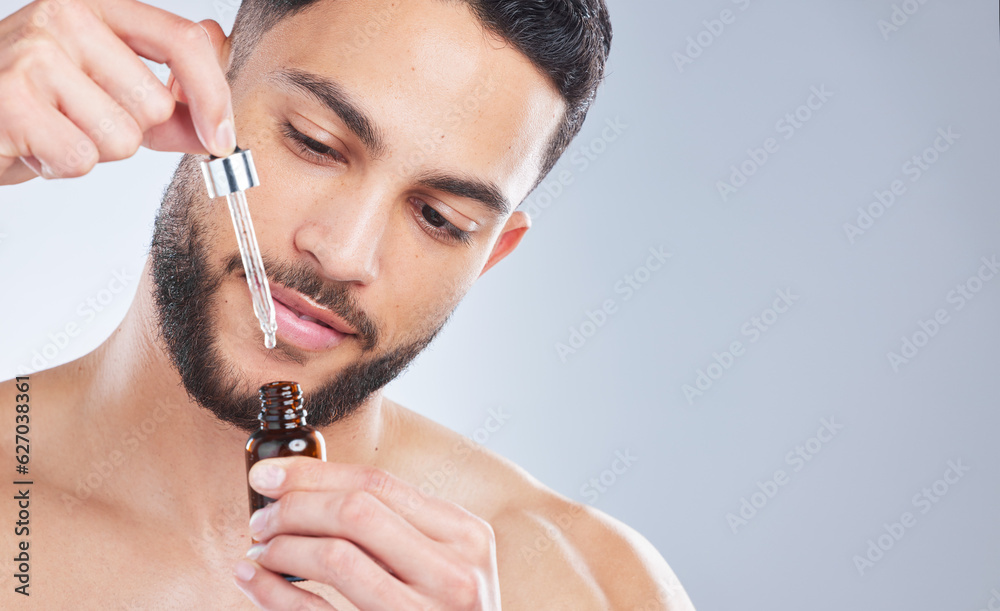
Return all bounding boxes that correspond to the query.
[222,252,379,351]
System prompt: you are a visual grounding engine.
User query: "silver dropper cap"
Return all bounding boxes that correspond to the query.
[200,146,260,197]
[199,145,277,350]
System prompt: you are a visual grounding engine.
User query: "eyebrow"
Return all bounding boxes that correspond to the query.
[271,68,387,159]
[415,172,511,219]
[270,68,512,219]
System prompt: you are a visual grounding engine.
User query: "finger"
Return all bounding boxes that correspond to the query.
[250,489,455,584]
[46,57,144,163]
[248,534,424,610]
[51,2,175,134]
[99,5,235,156]
[1,38,97,178]
[141,101,208,154]
[3,158,42,185]
[163,19,226,108]
[196,19,230,70]
[233,557,335,611]
[17,104,97,179]
[165,68,187,106]
[249,457,482,544]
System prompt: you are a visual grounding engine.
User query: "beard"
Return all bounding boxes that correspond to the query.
[148,154,451,434]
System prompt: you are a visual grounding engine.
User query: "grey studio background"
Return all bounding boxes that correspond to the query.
[1,0,999,609]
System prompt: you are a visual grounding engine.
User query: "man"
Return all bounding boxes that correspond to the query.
[0,0,695,607]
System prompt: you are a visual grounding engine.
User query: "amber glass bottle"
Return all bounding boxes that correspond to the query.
[245,381,326,582]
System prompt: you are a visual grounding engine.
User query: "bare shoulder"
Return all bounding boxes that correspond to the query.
[383,400,696,610]
[489,487,696,610]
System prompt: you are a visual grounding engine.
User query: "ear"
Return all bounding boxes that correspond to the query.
[166,19,232,105]
[479,210,531,278]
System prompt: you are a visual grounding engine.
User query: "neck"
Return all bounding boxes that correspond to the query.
[72,259,391,529]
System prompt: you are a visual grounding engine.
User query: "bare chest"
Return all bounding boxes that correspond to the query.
[3,491,537,610]
[1,505,567,610]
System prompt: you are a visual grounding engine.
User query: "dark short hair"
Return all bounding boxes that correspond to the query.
[227,0,612,205]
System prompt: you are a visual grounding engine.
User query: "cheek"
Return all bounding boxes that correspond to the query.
[384,257,478,333]
[225,102,328,226]
[177,169,248,275]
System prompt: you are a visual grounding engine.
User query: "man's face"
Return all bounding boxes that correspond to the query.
[150,0,564,433]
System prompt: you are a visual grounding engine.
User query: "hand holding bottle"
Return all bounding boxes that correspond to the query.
[238,457,503,610]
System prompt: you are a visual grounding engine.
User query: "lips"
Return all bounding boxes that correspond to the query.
[268,284,356,352]
[282,301,332,328]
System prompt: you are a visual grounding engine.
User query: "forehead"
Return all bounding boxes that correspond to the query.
[240,0,565,207]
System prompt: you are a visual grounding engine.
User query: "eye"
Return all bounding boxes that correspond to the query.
[281,121,347,165]
[409,197,473,246]
[422,204,447,228]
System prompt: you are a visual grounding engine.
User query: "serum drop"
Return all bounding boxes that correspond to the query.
[245,381,326,582]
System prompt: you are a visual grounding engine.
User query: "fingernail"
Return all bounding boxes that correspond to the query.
[249,505,271,535]
[215,117,236,156]
[245,544,266,561]
[20,156,56,179]
[234,559,256,582]
[250,463,285,490]
[19,156,43,178]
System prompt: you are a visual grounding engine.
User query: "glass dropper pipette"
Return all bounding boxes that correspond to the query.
[200,146,277,349]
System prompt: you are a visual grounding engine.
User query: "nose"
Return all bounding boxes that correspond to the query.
[292,192,385,286]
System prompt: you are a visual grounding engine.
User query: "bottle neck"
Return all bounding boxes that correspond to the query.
[258,381,309,430]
